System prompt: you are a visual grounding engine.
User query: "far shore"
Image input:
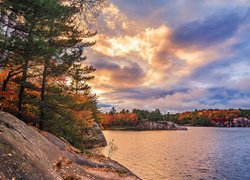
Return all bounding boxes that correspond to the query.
[102,125,250,131]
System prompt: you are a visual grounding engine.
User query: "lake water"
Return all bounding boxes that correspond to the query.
[103,128,250,180]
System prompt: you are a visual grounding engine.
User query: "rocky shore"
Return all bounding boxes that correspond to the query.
[106,121,188,131]
[0,111,140,179]
[136,121,188,131]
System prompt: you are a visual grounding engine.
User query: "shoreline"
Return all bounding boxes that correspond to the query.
[102,121,188,131]
[0,111,140,179]
[103,126,250,131]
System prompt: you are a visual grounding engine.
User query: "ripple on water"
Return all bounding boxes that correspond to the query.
[103,128,250,180]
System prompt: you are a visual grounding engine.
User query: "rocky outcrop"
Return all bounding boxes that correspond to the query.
[0,111,140,180]
[225,117,250,127]
[82,122,107,149]
[136,121,188,131]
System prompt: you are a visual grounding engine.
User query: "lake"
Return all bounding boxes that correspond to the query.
[103,128,250,180]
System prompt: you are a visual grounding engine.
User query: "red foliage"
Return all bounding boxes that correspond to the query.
[99,112,138,127]
[178,109,241,125]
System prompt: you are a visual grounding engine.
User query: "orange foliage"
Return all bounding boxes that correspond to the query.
[99,112,138,127]
[0,69,9,82]
[0,69,19,113]
[178,109,241,125]
[73,109,95,128]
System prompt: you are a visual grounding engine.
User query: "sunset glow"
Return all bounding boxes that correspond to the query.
[88,0,250,112]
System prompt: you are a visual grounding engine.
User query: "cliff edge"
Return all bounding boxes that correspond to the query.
[0,111,140,180]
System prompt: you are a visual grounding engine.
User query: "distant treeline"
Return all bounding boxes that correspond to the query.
[100,108,250,127]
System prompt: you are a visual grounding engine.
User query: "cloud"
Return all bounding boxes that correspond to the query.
[229,77,250,91]
[172,12,247,47]
[188,57,250,90]
[93,24,226,87]
[86,1,250,112]
[106,87,189,100]
[111,0,250,28]
[99,104,112,108]
[94,59,120,71]
[98,87,210,112]
[94,3,139,36]
[90,56,145,89]
[112,0,166,18]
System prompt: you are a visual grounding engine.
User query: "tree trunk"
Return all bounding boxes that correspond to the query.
[2,73,11,92]
[39,59,48,130]
[17,18,36,120]
[1,71,12,92]
[17,59,29,120]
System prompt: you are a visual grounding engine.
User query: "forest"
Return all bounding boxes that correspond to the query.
[1,0,250,150]
[100,108,250,128]
[0,0,107,150]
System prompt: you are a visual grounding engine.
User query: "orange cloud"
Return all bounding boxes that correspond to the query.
[87,3,243,112]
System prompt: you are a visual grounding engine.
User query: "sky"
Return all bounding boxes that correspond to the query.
[86,0,250,113]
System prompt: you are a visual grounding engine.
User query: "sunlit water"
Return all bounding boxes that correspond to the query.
[103,128,250,180]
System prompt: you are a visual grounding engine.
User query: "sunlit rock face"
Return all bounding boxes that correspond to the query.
[0,112,62,179]
[0,111,140,180]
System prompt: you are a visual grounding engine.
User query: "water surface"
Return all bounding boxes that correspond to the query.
[103,128,250,180]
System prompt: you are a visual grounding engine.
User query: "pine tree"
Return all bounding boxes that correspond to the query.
[0,0,64,119]
[37,1,98,130]
[0,0,109,149]
[67,63,95,94]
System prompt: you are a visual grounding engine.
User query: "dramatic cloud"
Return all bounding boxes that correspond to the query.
[87,1,250,112]
[173,13,241,46]
[93,59,145,87]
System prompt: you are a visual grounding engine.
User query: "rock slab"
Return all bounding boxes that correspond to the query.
[0,111,140,180]
[137,121,188,131]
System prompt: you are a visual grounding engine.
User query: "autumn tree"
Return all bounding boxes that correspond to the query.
[0,0,66,120]
[37,1,97,130]
[0,0,109,149]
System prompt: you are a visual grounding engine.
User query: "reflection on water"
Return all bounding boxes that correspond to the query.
[103,128,250,180]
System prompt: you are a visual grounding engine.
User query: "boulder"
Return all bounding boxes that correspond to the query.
[82,122,107,149]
